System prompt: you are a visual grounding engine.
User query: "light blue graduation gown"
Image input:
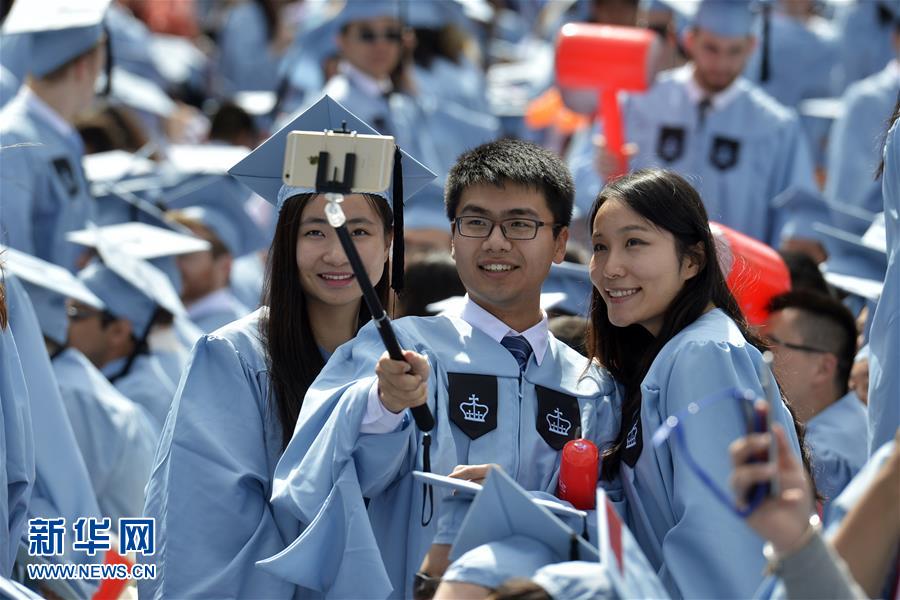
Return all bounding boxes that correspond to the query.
[0,65,19,111]
[215,1,282,95]
[0,279,34,577]
[611,309,801,600]
[570,66,817,245]
[3,276,102,596]
[139,309,299,600]
[414,93,501,179]
[804,392,868,506]
[230,253,266,311]
[263,315,621,598]
[0,89,94,272]
[102,353,176,434]
[51,347,157,524]
[412,57,491,117]
[319,75,439,175]
[825,61,899,229]
[106,3,165,86]
[833,0,897,92]
[188,289,250,334]
[745,13,839,108]
[868,116,900,455]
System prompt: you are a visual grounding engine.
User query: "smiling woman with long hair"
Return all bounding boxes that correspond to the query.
[587,169,808,600]
[138,97,432,598]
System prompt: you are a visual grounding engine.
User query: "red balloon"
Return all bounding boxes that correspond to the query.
[712,222,791,326]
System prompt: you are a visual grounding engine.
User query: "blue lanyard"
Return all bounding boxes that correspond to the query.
[651,387,768,518]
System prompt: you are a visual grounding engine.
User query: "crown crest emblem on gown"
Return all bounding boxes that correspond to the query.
[461,394,489,423]
[546,408,572,436]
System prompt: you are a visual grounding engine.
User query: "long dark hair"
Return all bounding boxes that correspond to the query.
[261,192,393,449]
[587,170,795,480]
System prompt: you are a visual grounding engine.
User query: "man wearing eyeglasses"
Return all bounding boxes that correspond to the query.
[266,139,621,598]
[765,290,868,507]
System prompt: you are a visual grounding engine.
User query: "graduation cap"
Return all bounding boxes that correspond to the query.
[771,187,833,245]
[448,467,599,565]
[542,261,592,317]
[529,488,669,600]
[817,216,886,301]
[2,0,112,79]
[692,0,755,37]
[66,222,211,260]
[99,66,176,118]
[77,228,187,337]
[165,176,269,258]
[228,94,436,289]
[334,0,402,30]
[814,221,887,286]
[1,245,105,345]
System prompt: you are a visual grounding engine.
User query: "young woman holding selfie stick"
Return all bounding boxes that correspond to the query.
[140,97,435,599]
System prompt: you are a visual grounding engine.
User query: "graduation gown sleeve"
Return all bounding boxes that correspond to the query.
[626,312,801,600]
[4,275,101,597]
[0,285,34,576]
[867,117,900,455]
[139,321,296,600]
[263,319,418,599]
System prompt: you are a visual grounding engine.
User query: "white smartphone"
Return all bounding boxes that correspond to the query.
[282,130,395,193]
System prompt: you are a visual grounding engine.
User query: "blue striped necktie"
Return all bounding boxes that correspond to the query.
[501,335,533,372]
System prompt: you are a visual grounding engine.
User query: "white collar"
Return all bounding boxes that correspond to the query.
[678,64,743,112]
[338,61,392,98]
[456,295,549,366]
[21,86,77,141]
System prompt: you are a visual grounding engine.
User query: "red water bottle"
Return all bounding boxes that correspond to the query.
[557,437,599,510]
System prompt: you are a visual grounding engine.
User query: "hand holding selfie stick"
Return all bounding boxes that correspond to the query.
[311,129,435,434]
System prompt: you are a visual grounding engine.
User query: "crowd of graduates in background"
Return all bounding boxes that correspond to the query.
[0,0,898,598]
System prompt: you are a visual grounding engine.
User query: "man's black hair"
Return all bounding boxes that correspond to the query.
[444,138,574,233]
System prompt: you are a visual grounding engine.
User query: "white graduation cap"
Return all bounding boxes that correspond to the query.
[66,222,211,260]
[163,144,252,175]
[2,0,112,79]
[798,97,845,121]
[99,66,177,118]
[820,270,883,302]
[233,91,279,117]
[0,245,104,309]
[1,244,104,345]
[77,225,187,336]
[82,149,156,183]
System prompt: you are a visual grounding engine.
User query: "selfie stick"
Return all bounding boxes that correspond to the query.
[759,351,780,496]
[316,137,435,434]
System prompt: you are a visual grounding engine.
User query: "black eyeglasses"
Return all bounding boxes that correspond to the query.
[454,216,557,241]
[766,334,829,355]
[356,27,403,44]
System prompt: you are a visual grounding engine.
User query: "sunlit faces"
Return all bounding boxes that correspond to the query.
[589,198,700,336]
[66,299,115,368]
[763,308,822,407]
[296,194,391,309]
[176,249,221,305]
[338,17,404,81]
[685,28,755,94]
[450,183,567,327]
